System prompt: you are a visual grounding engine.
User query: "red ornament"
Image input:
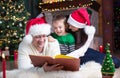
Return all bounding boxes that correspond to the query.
[99,45,104,53]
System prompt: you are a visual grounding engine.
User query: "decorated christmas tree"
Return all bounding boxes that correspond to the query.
[0,0,30,53]
[101,43,115,77]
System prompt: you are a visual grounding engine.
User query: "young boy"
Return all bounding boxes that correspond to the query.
[51,14,75,55]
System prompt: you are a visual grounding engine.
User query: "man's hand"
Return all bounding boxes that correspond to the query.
[43,62,63,72]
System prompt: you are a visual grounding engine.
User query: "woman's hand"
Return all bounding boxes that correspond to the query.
[43,62,63,72]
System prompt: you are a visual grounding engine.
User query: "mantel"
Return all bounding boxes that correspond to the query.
[39,0,100,12]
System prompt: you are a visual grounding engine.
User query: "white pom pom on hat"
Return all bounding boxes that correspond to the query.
[23,16,51,44]
[84,25,96,36]
[23,34,33,44]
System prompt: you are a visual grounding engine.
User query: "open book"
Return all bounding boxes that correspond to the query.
[29,55,80,71]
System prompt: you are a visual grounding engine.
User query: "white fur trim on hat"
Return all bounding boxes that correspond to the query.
[67,14,86,28]
[28,24,51,36]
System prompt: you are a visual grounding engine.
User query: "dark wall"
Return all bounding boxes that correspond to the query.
[24,0,42,19]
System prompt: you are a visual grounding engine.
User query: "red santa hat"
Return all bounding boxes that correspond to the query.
[67,7,91,28]
[23,17,51,44]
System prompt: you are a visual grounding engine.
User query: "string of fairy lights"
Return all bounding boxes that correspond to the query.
[40,0,95,4]
[0,0,30,21]
[40,0,73,4]
[39,0,96,12]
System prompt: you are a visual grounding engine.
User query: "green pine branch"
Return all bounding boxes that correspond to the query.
[0,0,30,51]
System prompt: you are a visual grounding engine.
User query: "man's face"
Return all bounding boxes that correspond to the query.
[53,19,66,36]
[32,35,47,49]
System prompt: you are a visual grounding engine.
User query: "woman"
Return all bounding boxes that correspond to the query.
[67,7,120,68]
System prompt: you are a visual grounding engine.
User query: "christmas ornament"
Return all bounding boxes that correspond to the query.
[101,43,115,78]
[19,23,22,27]
[0,21,2,24]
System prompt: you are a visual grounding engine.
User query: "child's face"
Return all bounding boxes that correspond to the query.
[52,19,66,36]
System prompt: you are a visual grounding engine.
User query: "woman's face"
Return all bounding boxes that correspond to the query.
[32,35,47,49]
[69,24,79,32]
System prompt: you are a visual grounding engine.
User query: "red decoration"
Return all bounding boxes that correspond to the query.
[2,53,6,78]
[99,45,104,53]
[14,50,18,61]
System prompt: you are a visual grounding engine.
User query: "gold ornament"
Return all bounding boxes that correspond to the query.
[19,23,22,27]
[7,25,9,28]
[107,60,110,63]
[106,68,110,70]
[2,7,5,9]
[8,41,10,43]
[1,31,3,33]
[19,38,22,41]
[12,23,15,25]
[13,16,16,18]
[18,6,21,8]
[0,21,2,24]
[5,46,9,50]
[13,32,17,36]
[6,12,9,15]
[16,36,18,38]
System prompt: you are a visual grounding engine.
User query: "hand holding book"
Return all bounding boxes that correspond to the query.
[43,62,64,72]
[29,55,80,71]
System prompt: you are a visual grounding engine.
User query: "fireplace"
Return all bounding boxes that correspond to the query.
[40,8,102,51]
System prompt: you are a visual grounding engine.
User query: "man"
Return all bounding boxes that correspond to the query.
[18,17,63,72]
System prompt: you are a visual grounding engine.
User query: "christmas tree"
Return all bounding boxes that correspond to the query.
[101,43,115,76]
[0,0,30,53]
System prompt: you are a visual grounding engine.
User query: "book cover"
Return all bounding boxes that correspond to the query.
[29,55,80,71]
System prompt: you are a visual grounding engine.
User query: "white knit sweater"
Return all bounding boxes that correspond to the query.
[18,38,60,72]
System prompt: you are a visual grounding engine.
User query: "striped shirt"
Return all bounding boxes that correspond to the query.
[51,33,75,55]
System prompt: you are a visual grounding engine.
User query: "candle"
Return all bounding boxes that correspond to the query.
[2,53,6,78]
[14,50,18,61]
[99,45,104,53]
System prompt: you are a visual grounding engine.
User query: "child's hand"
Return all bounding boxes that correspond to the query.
[48,36,56,42]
